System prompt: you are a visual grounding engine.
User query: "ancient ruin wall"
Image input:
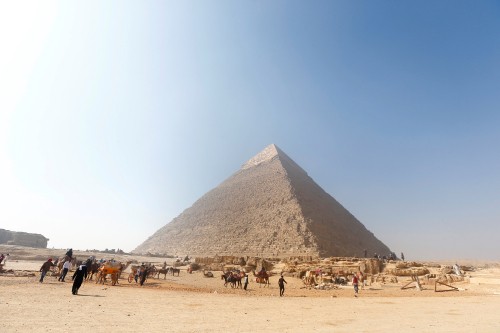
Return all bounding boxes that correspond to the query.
[0,229,49,248]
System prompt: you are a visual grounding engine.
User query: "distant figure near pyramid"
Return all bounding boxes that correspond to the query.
[134,144,391,258]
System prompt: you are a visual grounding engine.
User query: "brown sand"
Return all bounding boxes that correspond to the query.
[1,248,499,332]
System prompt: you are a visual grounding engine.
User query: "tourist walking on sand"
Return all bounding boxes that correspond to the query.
[59,259,72,282]
[39,258,55,283]
[278,274,287,297]
[352,272,359,297]
[71,263,87,295]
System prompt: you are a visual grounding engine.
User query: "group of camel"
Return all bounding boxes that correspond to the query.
[51,256,272,290]
[52,257,132,286]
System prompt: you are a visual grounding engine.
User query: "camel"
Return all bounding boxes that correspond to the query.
[86,262,101,280]
[55,257,77,274]
[202,270,214,278]
[96,260,132,285]
[302,270,317,286]
[128,266,139,283]
[252,270,270,287]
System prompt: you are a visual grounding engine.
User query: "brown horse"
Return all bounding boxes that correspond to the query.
[156,268,170,279]
[221,271,245,288]
[169,267,180,276]
[221,271,237,288]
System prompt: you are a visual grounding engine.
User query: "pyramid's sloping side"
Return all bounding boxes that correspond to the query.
[133,155,319,257]
[276,152,391,257]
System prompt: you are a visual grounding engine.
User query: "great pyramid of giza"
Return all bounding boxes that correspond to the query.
[134,144,391,257]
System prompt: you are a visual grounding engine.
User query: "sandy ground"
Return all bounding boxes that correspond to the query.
[1,247,500,332]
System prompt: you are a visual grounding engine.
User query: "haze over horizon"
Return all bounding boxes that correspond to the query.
[1,1,499,261]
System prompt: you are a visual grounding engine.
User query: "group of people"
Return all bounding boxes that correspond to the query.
[38,248,89,295]
[365,249,405,262]
[372,252,404,262]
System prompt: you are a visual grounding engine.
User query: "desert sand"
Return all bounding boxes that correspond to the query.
[1,246,499,333]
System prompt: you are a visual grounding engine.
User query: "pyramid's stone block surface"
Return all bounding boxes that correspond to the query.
[134,144,390,257]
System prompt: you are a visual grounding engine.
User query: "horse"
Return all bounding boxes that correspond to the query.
[221,271,237,288]
[221,271,244,288]
[156,267,170,279]
[147,265,158,278]
[169,267,180,276]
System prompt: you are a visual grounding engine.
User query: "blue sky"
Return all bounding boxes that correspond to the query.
[1,1,499,260]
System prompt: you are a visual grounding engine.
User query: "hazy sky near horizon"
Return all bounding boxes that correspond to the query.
[1,1,499,260]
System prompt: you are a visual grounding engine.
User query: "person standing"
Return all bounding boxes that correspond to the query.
[71,264,88,295]
[278,274,287,297]
[401,252,405,261]
[243,274,249,291]
[59,259,72,282]
[140,267,149,286]
[39,258,55,283]
[352,273,359,297]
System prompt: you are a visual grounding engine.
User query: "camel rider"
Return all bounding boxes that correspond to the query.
[65,248,73,261]
[259,266,266,277]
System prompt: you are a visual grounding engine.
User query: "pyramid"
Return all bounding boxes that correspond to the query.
[134,144,391,257]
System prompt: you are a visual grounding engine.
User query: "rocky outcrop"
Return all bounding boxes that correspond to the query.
[134,144,391,257]
[0,229,49,248]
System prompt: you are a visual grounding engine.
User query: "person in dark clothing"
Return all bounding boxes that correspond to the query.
[71,264,88,295]
[140,267,149,286]
[278,275,287,297]
[243,274,249,291]
[39,258,55,282]
[65,248,73,262]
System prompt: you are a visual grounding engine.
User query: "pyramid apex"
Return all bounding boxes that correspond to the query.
[241,144,281,170]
